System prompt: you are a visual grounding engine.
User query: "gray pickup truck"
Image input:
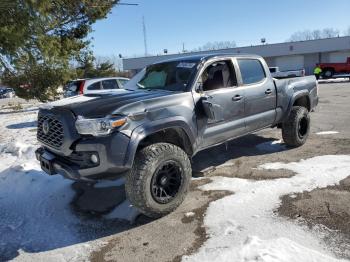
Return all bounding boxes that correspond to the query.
[35,54,318,217]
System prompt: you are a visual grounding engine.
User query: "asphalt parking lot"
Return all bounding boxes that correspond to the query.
[1,80,350,261]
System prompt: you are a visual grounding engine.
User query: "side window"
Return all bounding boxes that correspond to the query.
[269,67,277,73]
[102,80,118,89]
[87,82,101,90]
[238,59,266,85]
[118,79,128,88]
[200,60,237,92]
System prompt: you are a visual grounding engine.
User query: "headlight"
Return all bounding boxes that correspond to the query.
[75,115,127,136]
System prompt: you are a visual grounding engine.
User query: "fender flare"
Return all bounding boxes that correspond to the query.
[284,90,311,121]
[123,117,196,168]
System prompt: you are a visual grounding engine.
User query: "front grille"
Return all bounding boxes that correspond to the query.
[37,115,64,149]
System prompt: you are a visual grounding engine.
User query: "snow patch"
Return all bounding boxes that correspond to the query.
[239,236,342,262]
[185,212,195,218]
[0,141,36,159]
[184,155,350,262]
[316,131,339,135]
[318,77,350,83]
[256,139,286,153]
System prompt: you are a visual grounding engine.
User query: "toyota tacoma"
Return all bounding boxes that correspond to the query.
[35,54,318,217]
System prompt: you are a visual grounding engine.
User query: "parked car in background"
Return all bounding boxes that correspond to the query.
[63,77,130,97]
[317,57,350,78]
[0,88,16,98]
[269,67,305,79]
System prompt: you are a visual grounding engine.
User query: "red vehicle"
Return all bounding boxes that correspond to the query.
[317,57,350,78]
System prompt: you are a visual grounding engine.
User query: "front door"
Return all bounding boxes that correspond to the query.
[196,59,246,149]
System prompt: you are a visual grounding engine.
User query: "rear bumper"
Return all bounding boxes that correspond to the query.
[36,132,132,181]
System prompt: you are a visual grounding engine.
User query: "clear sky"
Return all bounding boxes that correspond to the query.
[90,0,350,58]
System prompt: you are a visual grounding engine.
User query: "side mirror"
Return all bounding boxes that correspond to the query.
[195,82,203,93]
[201,98,215,120]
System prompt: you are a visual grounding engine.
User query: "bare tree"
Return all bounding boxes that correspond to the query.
[311,30,322,40]
[344,26,350,36]
[192,41,236,52]
[288,28,340,42]
[289,30,313,41]
[322,28,339,38]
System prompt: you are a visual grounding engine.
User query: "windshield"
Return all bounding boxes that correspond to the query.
[124,61,198,92]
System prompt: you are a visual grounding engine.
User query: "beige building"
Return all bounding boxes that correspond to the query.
[123,36,350,75]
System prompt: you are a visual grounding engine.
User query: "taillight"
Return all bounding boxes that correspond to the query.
[78,80,85,95]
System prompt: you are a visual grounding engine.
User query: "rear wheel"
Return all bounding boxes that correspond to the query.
[323,69,334,79]
[125,143,191,218]
[282,106,310,147]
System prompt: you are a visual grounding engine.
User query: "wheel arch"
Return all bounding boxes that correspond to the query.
[123,118,196,168]
[283,91,311,122]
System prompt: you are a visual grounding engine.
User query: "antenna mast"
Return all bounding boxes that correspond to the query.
[142,16,148,56]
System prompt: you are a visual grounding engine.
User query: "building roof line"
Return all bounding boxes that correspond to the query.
[123,36,350,61]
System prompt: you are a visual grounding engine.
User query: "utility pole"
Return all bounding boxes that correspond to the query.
[143,16,148,56]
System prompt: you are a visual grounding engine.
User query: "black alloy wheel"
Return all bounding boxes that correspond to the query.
[151,160,183,204]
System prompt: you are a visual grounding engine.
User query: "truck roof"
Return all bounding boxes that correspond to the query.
[152,53,262,65]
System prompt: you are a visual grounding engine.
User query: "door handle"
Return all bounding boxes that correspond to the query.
[265,89,272,95]
[232,95,243,101]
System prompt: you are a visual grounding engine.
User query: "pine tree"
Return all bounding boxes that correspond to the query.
[0,0,118,101]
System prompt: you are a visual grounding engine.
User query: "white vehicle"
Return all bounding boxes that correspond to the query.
[0,87,16,98]
[269,67,305,79]
[63,77,130,97]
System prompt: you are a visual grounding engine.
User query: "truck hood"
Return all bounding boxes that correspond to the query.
[41,89,174,118]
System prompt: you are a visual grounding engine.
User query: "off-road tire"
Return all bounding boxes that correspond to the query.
[282,106,310,147]
[125,143,192,218]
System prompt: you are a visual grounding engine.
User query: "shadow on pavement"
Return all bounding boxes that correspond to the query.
[0,108,38,115]
[192,134,288,176]
[6,120,37,129]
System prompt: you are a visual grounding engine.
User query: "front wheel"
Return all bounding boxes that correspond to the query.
[125,143,192,218]
[282,106,310,147]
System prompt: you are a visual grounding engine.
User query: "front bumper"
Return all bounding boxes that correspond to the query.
[36,132,132,181]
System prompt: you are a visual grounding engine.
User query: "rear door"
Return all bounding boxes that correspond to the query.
[237,58,277,132]
[196,59,246,148]
[85,79,120,94]
[84,81,102,95]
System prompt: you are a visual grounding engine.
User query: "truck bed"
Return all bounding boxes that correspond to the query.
[273,75,318,122]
